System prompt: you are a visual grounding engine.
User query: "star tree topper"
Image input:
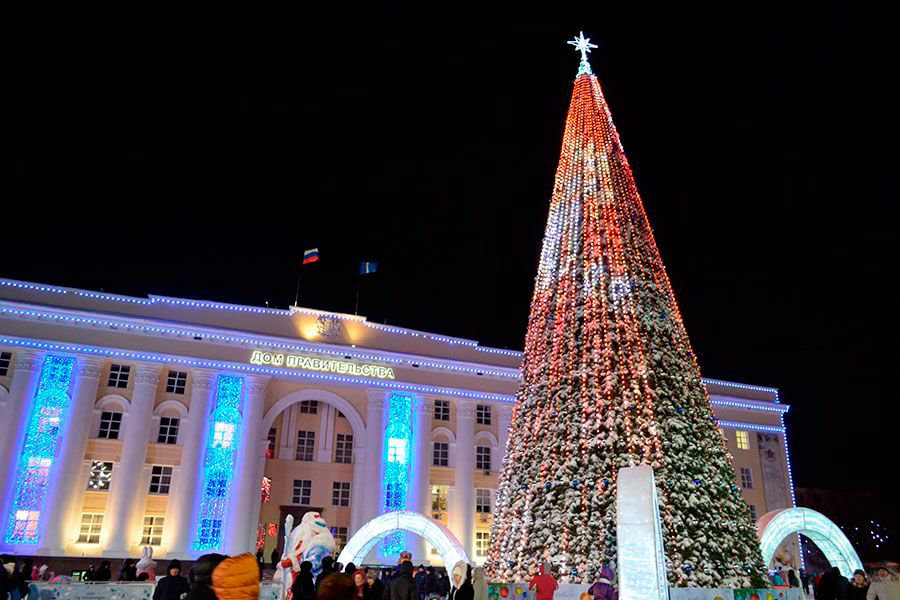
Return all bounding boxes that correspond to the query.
[568,31,598,76]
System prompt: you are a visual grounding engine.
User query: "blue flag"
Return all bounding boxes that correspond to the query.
[359,261,377,275]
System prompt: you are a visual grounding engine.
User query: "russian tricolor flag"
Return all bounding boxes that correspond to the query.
[302,248,320,265]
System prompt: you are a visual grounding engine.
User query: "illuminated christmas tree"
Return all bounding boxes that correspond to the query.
[488,34,766,587]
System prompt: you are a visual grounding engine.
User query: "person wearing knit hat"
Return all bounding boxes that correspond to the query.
[587,565,618,600]
[153,559,191,600]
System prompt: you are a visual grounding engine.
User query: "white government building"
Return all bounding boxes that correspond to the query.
[0,278,798,566]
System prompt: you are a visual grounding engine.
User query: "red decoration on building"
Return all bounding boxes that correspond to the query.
[261,476,272,504]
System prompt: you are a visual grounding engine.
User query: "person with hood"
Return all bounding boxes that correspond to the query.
[867,566,900,600]
[391,562,418,600]
[528,563,557,600]
[318,573,356,600]
[415,567,428,600]
[587,566,618,600]
[19,561,33,583]
[153,560,191,600]
[186,553,260,600]
[351,569,367,600]
[95,561,113,582]
[789,571,801,588]
[436,571,450,600]
[471,567,488,600]
[290,562,316,600]
[365,571,385,600]
[137,547,158,581]
[449,563,473,600]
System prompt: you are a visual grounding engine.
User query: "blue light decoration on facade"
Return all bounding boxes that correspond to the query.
[4,355,75,544]
[193,374,243,551]
[382,393,413,555]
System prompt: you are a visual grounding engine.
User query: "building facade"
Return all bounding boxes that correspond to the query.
[0,278,796,565]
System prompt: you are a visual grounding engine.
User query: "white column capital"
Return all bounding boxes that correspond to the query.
[456,400,478,421]
[13,349,45,373]
[134,363,163,385]
[245,375,271,396]
[75,356,106,380]
[412,396,434,414]
[365,390,389,410]
[497,404,514,420]
[191,369,216,391]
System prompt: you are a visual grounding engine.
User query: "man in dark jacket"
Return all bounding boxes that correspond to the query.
[391,562,417,600]
[153,560,191,600]
[316,557,337,590]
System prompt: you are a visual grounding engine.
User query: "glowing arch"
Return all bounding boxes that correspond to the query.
[758,507,863,575]
[337,511,469,568]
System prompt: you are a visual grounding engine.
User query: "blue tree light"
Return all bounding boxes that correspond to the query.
[382,393,413,555]
[193,374,243,551]
[4,355,75,544]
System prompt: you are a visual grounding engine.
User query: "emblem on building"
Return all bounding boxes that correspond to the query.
[316,315,343,339]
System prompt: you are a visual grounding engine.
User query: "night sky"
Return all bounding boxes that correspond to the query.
[2,4,897,496]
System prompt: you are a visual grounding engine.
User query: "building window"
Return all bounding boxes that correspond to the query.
[476,488,492,513]
[749,504,758,521]
[0,351,12,377]
[434,400,450,421]
[295,431,315,461]
[141,516,165,545]
[166,371,188,394]
[476,446,492,471]
[78,513,104,544]
[107,364,131,388]
[335,433,353,464]
[332,526,348,553]
[332,481,351,506]
[292,479,312,505]
[736,430,750,450]
[266,427,277,458]
[299,400,318,414]
[431,485,448,521]
[98,411,123,439]
[433,442,449,467]
[87,461,113,490]
[475,531,491,558]
[337,411,345,419]
[149,465,173,495]
[740,467,754,489]
[476,404,492,425]
[157,417,180,444]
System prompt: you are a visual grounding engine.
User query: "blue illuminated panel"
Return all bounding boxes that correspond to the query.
[193,374,243,551]
[4,355,75,544]
[382,393,413,555]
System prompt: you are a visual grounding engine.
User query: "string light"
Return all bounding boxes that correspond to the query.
[382,393,413,555]
[193,374,243,551]
[4,355,75,544]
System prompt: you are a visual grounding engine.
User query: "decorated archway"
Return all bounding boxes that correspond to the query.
[758,507,864,575]
[337,511,470,568]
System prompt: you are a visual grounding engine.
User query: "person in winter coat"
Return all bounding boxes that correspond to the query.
[290,562,317,600]
[867,567,900,600]
[528,563,557,600]
[95,561,113,582]
[120,559,138,582]
[186,554,228,600]
[449,563,473,600]
[436,572,450,600]
[318,573,356,600]
[365,572,385,600]
[153,560,191,600]
[849,570,870,600]
[789,571,801,588]
[390,562,418,600]
[2,556,29,600]
[317,558,337,591]
[415,567,428,600]
[587,566,618,600]
[351,570,367,600]
[137,547,158,582]
[471,567,488,600]
[272,549,281,572]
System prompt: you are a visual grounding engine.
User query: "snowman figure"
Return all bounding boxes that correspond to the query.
[275,511,336,600]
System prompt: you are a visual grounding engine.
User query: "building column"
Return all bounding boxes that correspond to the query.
[225,375,270,555]
[361,392,385,526]
[0,349,45,529]
[410,397,433,562]
[165,369,215,558]
[103,363,162,556]
[37,356,105,554]
[497,404,514,467]
[349,446,366,534]
[449,400,475,560]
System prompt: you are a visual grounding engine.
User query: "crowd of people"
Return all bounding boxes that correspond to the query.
[764,565,900,600]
